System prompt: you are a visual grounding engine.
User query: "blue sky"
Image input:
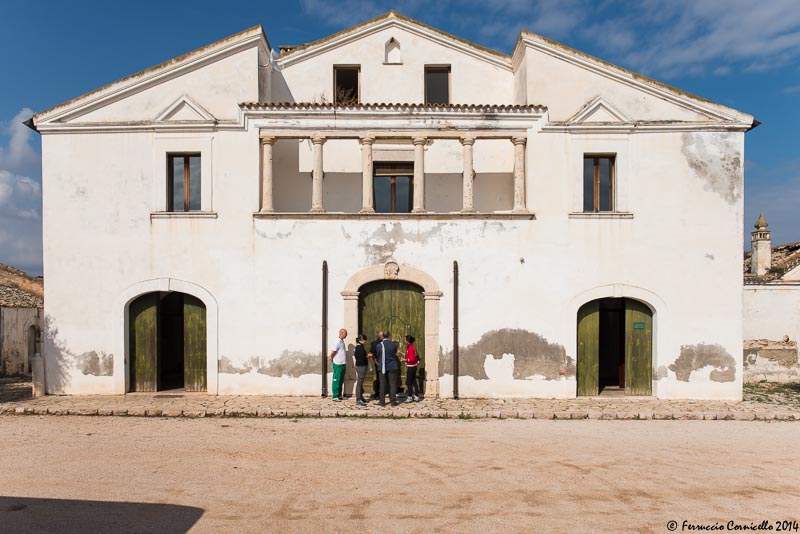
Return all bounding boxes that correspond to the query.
[1,0,798,275]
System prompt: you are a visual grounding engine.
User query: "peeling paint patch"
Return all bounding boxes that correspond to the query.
[360,223,444,264]
[440,329,574,380]
[76,351,113,376]
[681,132,743,205]
[220,351,320,378]
[258,350,320,377]
[656,365,668,379]
[669,343,735,382]
[254,222,300,240]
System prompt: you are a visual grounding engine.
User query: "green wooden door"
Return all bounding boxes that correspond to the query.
[359,280,425,394]
[129,293,158,392]
[625,299,652,396]
[183,295,207,392]
[577,300,600,396]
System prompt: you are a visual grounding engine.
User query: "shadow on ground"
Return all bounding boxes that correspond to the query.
[0,496,203,534]
[0,376,31,403]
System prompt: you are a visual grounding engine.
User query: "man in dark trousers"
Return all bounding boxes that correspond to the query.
[367,330,384,400]
[376,330,400,407]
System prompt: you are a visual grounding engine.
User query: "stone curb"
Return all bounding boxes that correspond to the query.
[1,408,797,421]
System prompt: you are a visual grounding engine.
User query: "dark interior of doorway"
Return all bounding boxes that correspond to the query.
[159,292,184,390]
[598,298,625,395]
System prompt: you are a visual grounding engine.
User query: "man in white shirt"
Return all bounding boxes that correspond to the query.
[329,328,347,401]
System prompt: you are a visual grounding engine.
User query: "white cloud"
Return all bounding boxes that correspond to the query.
[0,108,39,177]
[0,108,42,274]
[296,0,800,78]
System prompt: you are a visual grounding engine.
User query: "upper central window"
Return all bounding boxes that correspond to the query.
[374,163,413,213]
[583,155,615,212]
[425,66,450,104]
[334,66,360,104]
[167,154,201,212]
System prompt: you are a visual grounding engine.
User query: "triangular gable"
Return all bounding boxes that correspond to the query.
[515,30,754,126]
[783,262,800,281]
[567,96,631,124]
[155,95,217,123]
[278,11,511,71]
[31,25,268,128]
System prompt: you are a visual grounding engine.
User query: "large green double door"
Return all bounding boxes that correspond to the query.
[129,292,207,392]
[359,280,425,394]
[577,298,652,396]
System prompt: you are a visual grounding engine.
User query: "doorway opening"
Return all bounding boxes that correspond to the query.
[27,325,39,374]
[358,280,425,396]
[577,297,652,396]
[128,291,207,392]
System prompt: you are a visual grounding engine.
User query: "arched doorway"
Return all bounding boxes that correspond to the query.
[577,297,652,396]
[358,280,425,396]
[128,291,207,392]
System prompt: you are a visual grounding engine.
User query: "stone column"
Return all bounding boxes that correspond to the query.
[460,136,476,213]
[512,136,527,213]
[412,137,427,213]
[259,136,276,213]
[423,291,441,397]
[310,135,326,213]
[360,136,375,213]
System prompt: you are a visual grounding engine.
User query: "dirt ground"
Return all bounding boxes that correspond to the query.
[1,417,799,533]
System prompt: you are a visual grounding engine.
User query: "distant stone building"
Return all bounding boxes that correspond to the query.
[743,215,800,382]
[0,265,43,376]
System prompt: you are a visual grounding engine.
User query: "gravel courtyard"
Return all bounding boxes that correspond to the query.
[1,416,799,533]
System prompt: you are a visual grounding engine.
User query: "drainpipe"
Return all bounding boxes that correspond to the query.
[321,261,328,397]
[453,261,459,400]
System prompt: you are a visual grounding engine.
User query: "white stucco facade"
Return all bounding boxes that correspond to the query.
[31,12,755,399]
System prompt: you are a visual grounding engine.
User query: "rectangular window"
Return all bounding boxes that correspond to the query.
[374,163,413,213]
[583,155,615,212]
[167,154,201,211]
[425,66,450,104]
[334,66,360,104]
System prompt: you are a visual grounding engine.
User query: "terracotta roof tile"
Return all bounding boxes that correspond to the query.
[240,102,547,112]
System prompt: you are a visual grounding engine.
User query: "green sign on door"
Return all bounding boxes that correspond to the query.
[633,322,645,330]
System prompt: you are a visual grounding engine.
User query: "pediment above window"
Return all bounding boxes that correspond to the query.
[565,96,631,125]
[155,95,217,123]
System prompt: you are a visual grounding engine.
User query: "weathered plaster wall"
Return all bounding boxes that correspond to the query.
[523,45,711,122]
[0,307,41,376]
[743,285,800,382]
[69,45,261,122]
[41,120,744,399]
[278,26,513,104]
[37,22,747,399]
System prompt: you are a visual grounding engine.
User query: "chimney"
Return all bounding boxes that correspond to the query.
[750,213,771,275]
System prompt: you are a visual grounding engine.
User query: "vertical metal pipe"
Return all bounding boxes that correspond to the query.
[321,260,328,397]
[453,261,459,400]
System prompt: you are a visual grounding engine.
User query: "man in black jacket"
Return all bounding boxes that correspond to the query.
[367,330,384,400]
[376,330,400,407]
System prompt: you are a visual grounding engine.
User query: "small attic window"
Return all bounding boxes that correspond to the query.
[334,66,360,104]
[384,38,401,64]
[425,66,450,104]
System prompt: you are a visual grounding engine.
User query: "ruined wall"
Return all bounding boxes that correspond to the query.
[743,285,800,382]
[0,307,41,376]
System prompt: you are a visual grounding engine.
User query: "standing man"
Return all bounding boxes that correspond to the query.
[367,330,384,400]
[377,330,400,407]
[329,328,347,401]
